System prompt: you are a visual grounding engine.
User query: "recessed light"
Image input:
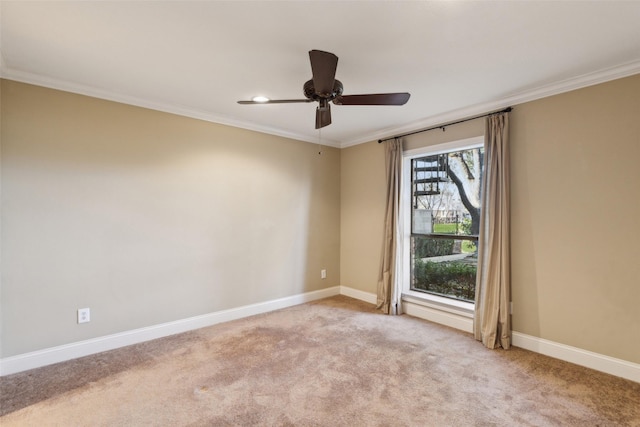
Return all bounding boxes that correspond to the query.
[251,96,270,103]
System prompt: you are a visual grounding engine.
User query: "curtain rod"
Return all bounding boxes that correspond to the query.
[378,106,512,143]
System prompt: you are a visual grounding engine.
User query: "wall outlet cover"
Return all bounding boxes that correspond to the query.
[78,308,91,324]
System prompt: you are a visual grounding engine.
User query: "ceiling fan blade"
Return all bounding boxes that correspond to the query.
[237,99,312,104]
[315,104,332,129]
[309,50,338,97]
[334,93,410,106]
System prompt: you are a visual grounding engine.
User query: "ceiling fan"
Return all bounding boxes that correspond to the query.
[238,50,410,129]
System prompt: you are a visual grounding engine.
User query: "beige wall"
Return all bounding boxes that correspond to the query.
[0,80,3,359]
[510,74,640,363]
[3,74,639,365]
[341,74,640,364]
[339,141,385,293]
[0,80,341,357]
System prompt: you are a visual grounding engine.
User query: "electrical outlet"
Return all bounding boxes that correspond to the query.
[78,308,91,324]
[321,269,327,279]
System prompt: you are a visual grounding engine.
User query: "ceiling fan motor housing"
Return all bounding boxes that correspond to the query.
[304,79,343,102]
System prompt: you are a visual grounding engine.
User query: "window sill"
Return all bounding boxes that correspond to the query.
[402,290,474,318]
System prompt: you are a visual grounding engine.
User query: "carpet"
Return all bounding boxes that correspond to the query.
[1,295,639,426]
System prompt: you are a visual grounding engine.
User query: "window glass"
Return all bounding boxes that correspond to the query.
[410,147,483,303]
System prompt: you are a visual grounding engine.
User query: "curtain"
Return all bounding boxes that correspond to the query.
[474,112,511,349]
[377,138,403,315]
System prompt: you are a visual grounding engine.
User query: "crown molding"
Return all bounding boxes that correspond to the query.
[2,59,638,150]
[0,68,343,148]
[341,59,640,148]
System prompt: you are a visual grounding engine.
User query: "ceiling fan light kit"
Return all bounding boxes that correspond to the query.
[238,50,410,129]
[251,96,270,103]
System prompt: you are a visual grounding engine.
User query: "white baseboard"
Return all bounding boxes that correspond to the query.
[342,288,640,384]
[512,331,640,384]
[399,298,639,384]
[3,286,638,384]
[0,286,340,376]
[402,300,474,333]
[400,302,639,384]
[339,286,377,305]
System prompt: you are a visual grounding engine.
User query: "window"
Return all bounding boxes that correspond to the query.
[403,138,483,304]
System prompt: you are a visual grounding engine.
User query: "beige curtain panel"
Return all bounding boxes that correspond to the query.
[377,138,403,315]
[474,112,512,349]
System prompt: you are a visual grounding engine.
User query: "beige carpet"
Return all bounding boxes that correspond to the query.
[1,295,639,426]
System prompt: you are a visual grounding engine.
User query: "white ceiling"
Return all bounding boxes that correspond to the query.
[2,1,640,147]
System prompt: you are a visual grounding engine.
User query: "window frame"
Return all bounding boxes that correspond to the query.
[400,136,484,313]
